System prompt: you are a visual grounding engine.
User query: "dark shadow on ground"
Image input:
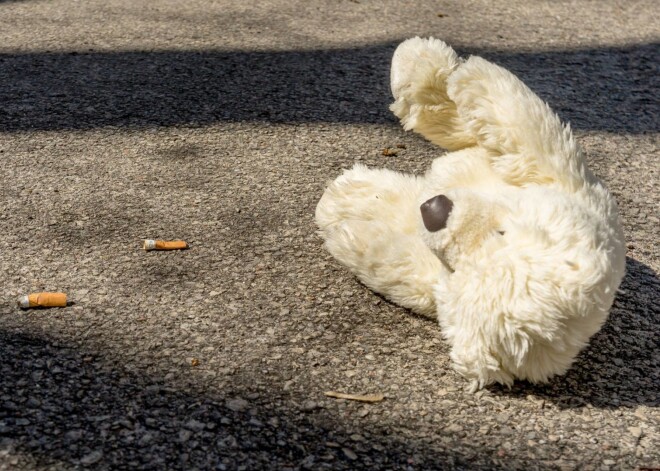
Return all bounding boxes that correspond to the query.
[0,331,506,470]
[493,257,659,409]
[0,42,657,133]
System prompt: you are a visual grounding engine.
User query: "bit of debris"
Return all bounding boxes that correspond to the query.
[324,391,385,403]
[382,148,399,156]
[191,358,200,367]
[342,448,358,460]
[437,13,447,17]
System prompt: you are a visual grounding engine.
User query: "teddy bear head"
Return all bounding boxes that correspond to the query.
[417,185,621,274]
[419,188,509,271]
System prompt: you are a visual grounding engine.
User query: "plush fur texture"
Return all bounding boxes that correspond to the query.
[316,37,626,390]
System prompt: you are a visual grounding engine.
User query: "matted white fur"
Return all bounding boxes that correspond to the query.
[316,38,626,390]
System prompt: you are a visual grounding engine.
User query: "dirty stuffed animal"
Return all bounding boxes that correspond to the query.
[315,37,626,391]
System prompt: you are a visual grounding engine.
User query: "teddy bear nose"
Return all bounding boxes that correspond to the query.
[420,195,454,232]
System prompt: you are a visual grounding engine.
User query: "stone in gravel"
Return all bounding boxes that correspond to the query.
[342,448,358,460]
[179,430,192,443]
[301,400,318,412]
[80,450,103,465]
[25,397,41,408]
[65,430,83,441]
[226,398,249,412]
[184,419,206,432]
[497,412,512,423]
[144,418,158,427]
[300,455,316,469]
[219,435,238,448]
[268,417,279,427]
[444,424,463,433]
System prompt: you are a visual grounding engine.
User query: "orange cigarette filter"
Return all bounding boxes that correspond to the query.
[143,239,188,251]
[18,292,68,309]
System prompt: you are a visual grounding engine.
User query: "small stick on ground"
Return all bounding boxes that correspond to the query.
[324,391,385,403]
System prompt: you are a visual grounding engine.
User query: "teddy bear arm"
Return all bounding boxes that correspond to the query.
[389,37,476,151]
[316,165,449,317]
[316,164,426,235]
[321,219,448,319]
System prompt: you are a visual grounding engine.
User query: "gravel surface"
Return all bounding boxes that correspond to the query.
[0,0,658,469]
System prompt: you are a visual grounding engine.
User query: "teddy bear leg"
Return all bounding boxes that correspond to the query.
[321,219,446,319]
[390,38,586,189]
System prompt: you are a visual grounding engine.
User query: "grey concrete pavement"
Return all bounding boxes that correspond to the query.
[0,0,658,469]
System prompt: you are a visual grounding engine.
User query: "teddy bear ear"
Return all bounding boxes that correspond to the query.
[420,195,453,232]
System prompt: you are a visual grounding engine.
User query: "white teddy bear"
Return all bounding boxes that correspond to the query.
[316,37,627,390]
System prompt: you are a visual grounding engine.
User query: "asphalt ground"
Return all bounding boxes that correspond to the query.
[0,0,658,469]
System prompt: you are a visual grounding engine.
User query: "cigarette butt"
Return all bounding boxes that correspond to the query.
[143,239,188,251]
[18,292,68,309]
